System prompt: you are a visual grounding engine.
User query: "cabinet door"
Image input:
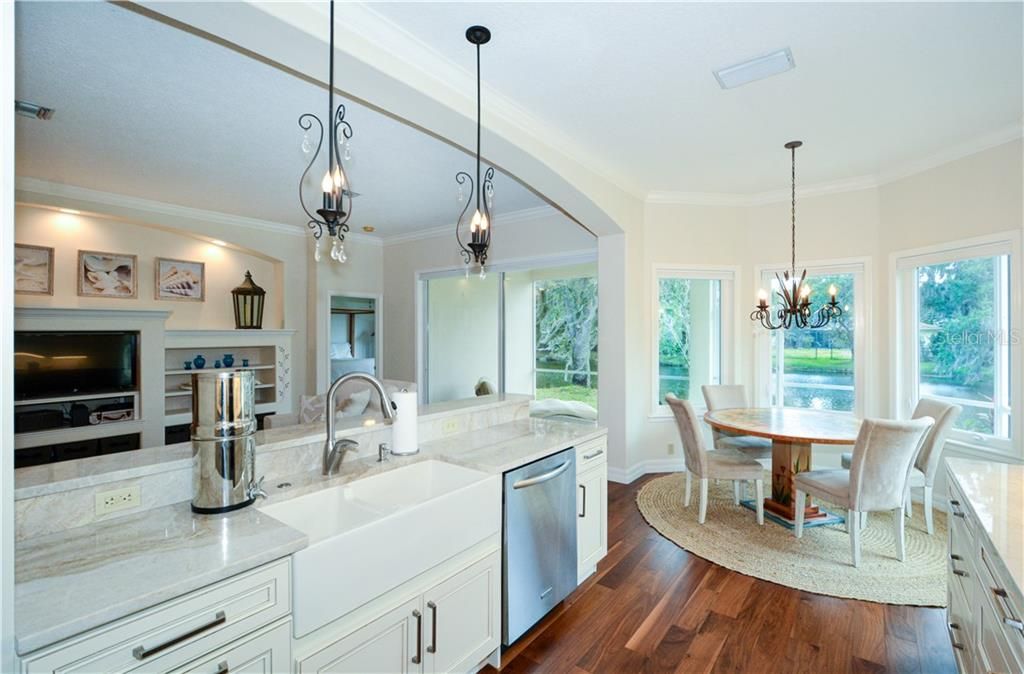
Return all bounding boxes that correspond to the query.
[297,598,421,674]
[979,594,1018,674]
[172,619,291,674]
[423,553,500,674]
[577,463,607,582]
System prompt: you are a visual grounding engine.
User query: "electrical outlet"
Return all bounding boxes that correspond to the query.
[667,442,675,455]
[442,419,460,436]
[95,485,141,516]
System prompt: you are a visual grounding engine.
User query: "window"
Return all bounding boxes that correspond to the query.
[758,263,866,415]
[531,273,598,407]
[896,236,1019,453]
[652,268,733,412]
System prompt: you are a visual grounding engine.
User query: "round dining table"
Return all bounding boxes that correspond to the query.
[703,407,862,524]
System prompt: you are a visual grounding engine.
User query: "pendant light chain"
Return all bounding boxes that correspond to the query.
[791,143,796,279]
[475,41,482,216]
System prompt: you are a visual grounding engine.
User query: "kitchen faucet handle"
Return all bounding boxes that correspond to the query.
[378,443,391,463]
[248,475,268,500]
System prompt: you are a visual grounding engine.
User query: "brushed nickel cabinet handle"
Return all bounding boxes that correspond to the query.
[953,511,966,518]
[412,609,422,664]
[950,554,963,561]
[579,484,587,518]
[993,588,1024,632]
[952,569,969,578]
[427,601,438,654]
[583,449,604,460]
[214,661,229,674]
[132,611,226,660]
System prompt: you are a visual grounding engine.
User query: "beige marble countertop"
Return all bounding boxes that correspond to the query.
[15,502,307,655]
[946,457,1024,593]
[15,415,605,655]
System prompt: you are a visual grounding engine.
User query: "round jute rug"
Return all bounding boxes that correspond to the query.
[636,473,947,606]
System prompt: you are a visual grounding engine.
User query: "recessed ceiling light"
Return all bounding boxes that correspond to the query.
[714,48,795,89]
[211,239,227,247]
[15,100,56,120]
[58,208,80,215]
[362,226,375,233]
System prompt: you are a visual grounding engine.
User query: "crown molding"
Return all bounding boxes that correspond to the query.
[14,177,383,246]
[382,204,559,246]
[645,126,1023,207]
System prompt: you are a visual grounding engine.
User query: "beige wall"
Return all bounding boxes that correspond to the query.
[631,139,1024,474]
[15,205,282,330]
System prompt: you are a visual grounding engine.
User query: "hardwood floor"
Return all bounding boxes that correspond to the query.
[488,474,957,674]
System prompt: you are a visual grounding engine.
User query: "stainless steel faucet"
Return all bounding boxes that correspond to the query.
[322,372,396,476]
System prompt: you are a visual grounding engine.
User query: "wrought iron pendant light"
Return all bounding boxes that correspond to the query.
[751,141,842,331]
[298,0,353,264]
[455,25,495,278]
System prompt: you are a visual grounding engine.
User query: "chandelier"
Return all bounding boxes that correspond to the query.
[751,141,842,330]
[298,0,353,264]
[455,25,495,278]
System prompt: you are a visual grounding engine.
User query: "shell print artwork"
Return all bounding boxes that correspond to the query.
[155,258,205,302]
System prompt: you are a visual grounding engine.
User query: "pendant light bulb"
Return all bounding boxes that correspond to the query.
[470,209,482,233]
[321,171,333,194]
[479,212,489,231]
[333,165,344,190]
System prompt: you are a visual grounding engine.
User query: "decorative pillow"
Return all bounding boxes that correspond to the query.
[330,342,354,360]
[338,388,372,417]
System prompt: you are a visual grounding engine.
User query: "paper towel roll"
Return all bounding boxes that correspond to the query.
[391,390,419,455]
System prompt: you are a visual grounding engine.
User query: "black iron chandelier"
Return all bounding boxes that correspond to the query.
[298,0,352,264]
[751,141,842,331]
[455,25,495,278]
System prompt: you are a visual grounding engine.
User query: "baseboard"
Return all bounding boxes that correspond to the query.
[607,459,684,484]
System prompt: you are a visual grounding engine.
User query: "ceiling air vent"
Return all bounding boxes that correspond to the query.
[714,48,795,89]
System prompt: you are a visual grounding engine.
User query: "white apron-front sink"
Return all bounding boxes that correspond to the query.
[259,460,499,637]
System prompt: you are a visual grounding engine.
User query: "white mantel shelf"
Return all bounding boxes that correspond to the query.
[166,329,296,338]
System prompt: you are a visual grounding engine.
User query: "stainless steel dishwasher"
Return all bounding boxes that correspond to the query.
[502,447,577,645]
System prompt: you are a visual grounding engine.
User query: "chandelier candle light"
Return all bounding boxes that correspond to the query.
[455,25,495,279]
[751,141,842,331]
[298,0,353,265]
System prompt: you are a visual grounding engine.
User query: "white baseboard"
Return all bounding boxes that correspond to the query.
[607,459,684,484]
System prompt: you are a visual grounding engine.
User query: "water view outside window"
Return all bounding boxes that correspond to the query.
[657,278,722,405]
[770,272,856,412]
[917,255,1011,437]
[534,276,598,407]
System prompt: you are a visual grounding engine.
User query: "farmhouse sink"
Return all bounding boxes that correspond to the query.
[259,460,500,637]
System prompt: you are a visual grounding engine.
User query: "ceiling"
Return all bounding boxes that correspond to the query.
[14,1,545,238]
[366,1,1023,196]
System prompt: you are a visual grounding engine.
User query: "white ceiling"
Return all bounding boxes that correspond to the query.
[366,1,1024,196]
[13,1,545,237]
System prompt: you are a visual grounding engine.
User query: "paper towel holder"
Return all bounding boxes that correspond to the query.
[390,388,421,456]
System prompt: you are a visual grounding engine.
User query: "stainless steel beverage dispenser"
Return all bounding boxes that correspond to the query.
[190,370,263,514]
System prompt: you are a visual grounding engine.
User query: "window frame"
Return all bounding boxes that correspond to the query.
[892,232,1022,459]
[753,258,870,418]
[650,264,737,418]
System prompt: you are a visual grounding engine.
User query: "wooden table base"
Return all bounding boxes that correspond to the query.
[765,440,827,522]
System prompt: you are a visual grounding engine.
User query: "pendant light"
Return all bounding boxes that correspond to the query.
[298,0,353,264]
[455,25,495,279]
[751,141,842,330]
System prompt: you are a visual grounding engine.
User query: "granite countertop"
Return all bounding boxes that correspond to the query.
[946,457,1024,593]
[15,502,307,655]
[15,416,606,655]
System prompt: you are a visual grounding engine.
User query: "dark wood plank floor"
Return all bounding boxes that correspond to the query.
[488,474,957,674]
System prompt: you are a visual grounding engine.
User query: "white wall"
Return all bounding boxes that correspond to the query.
[15,205,282,330]
[633,139,1024,473]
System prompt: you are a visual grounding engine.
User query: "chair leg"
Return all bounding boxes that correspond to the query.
[755,480,764,525]
[732,481,740,505]
[924,485,934,535]
[698,478,709,524]
[684,471,692,507]
[894,508,906,561]
[794,489,806,538]
[860,511,868,529]
[904,486,912,518]
[849,509,861,567]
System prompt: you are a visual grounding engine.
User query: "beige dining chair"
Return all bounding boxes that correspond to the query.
[793,417,934,567]
[840,398,961,535]
[665,394,765,526]
[700,385,772,460]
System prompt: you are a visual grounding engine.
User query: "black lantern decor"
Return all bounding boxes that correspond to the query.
[231,271,265,330]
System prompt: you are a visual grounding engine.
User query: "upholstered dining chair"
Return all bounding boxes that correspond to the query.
[665,394,765,526]
[840,398,961,535]
[793,417,934,567]
[700,385,772,460]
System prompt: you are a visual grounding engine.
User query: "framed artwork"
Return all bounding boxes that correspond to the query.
[155,257,205,302]
[77,250,137,298]
[14,244,54,295]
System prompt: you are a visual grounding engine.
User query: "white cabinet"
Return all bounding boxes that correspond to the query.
[946,465,1024,674]
[297,552,500,674]
[296,598,420,674]
[175,618,291,674]
[576,437,608,583]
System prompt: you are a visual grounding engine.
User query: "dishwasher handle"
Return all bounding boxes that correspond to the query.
[512,460,572,489]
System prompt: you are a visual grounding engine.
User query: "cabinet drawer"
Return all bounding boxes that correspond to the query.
[948,572,973,669]
[173,618,291,674]
[22,559,290,674]
[979,544,1024,668]
[575,437,607,472]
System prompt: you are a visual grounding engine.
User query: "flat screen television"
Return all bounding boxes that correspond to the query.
[15,331,139,401]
